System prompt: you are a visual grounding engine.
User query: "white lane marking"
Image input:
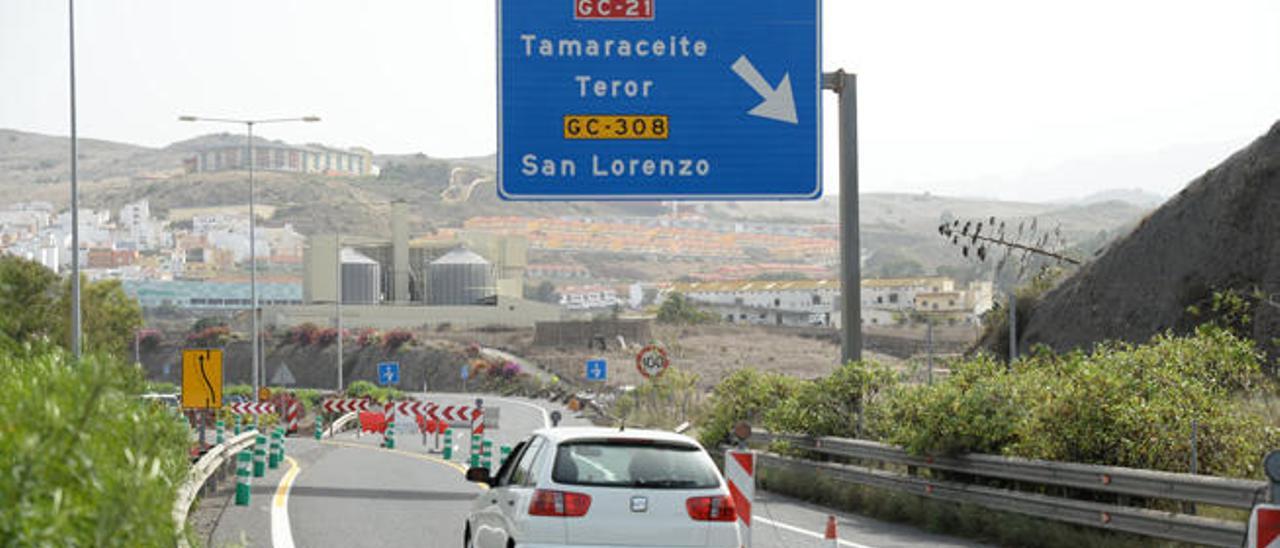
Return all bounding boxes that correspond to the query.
[754,516,877,548]
[271,456,301,548]
[486,395,551,428]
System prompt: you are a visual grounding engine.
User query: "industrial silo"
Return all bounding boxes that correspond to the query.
[341,248,381,304]
[427,248,495,306]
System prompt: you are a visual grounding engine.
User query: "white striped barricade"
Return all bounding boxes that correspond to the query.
[320,398,373,414]
[1247,503,1280,548]
[228,402,276,415]
[286,398,301,434]
[725,449,754,548]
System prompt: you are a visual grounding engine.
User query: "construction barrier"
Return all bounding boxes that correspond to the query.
[359,411,388,434]
[725,449,755,548]
[1247,503,1280,548]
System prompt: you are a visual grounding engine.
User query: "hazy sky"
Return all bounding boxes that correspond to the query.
[3,0,1278,202]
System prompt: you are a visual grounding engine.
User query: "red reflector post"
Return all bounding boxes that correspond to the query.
[529,489,592,517]
[687,495,737,522]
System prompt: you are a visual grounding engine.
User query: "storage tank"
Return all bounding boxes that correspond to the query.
[427,248,495,306]
[340,248,381,304]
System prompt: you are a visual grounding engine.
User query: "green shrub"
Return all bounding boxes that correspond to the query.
[0,350,190,546]
[766,360,898,439]
[612,368,704,430]
[698,368,799,447]
[877,325,1277,477]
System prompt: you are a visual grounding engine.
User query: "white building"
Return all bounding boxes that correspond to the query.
[558,285,622,310]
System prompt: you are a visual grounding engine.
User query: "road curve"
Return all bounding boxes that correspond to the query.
[198,393,988,548]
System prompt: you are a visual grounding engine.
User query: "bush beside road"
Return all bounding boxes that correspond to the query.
[0,349,190,546]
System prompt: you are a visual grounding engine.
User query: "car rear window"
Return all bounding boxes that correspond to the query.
[551,439,720,489]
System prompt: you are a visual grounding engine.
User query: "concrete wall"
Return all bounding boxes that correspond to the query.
[533,319,653,349]
[265,297,561,330]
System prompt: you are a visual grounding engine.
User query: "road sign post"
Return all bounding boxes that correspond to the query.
[498,0,821,200]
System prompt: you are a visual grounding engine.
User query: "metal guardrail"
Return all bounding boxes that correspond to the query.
[172,430,257,548]
[750,431,1269,547]
[326,411,358,437]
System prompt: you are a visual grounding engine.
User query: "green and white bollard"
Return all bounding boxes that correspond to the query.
[500,445,512,468]
[470,434,481,467]
[443,428,453,461]
[384,416,396,450]
[314,415,324,440]
[253,433,267,477]
[278,427,286,458]
[482,439,493,472]
[233,418,242,436]
[216,420,225,445]
[269,430,281,469]
[235,450,252,506]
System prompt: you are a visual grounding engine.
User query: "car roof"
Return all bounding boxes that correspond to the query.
[531,426,702,446]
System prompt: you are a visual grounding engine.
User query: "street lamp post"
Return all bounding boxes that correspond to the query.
[177,115,319,402]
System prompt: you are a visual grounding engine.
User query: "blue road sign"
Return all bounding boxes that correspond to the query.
[498,0,821,200]
[585,359,608,382]
[378,362,400,386]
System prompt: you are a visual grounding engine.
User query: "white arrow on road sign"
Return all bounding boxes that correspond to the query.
[731,55,798,125]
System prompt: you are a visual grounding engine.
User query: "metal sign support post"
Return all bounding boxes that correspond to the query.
[824,71,862,364]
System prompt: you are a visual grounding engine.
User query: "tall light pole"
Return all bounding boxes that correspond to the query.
[177,115,319,400]
[335,231,343,393]
[69,0,81,358]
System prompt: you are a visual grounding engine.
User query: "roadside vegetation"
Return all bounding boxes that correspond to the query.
[1,255,189,545]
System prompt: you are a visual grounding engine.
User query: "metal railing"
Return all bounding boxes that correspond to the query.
[750,431,1269,547]
[172,430,257,548]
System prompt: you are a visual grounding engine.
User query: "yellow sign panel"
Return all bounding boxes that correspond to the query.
[563,115,669,140]
[258,387,271,402]
[181,349,223,409]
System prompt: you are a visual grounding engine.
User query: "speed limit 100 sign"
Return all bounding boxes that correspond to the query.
[636,345,669,379]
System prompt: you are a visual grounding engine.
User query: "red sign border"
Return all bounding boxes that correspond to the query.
[635,345,669,379]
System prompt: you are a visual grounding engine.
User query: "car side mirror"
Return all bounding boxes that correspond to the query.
[466,467,492,484]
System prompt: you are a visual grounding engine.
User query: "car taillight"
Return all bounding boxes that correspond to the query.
[528,489,592,517]
[686,495,737,522]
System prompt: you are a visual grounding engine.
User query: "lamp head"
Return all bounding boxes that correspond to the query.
[302,116,321,122]
[178,115,197,122]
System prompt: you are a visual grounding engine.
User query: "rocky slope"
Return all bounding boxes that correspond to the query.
[1021,121,1280,361]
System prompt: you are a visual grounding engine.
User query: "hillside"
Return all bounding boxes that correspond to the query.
[1021,120,1280,361]
[0,128,1150,278]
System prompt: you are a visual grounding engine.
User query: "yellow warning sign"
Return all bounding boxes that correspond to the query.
[181,349,223,409]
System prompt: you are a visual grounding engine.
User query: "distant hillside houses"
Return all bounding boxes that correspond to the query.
[184,141,377,177]
[662,276,994,328]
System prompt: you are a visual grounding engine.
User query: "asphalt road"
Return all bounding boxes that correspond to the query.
[198,393,988,548]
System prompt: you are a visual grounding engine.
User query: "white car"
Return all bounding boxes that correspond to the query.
[464,427,742,548]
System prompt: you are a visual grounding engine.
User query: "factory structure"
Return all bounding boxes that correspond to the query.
[267,202,559,329]
[183,139,376,177]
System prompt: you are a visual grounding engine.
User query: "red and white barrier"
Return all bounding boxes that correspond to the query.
[228,402,276,415]
[1248,504,1280,548]
[321,398,373,414]
[725,449,754,547]
[287,400,301,433]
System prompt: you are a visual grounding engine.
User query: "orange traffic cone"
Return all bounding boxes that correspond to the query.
[825,515,838,547]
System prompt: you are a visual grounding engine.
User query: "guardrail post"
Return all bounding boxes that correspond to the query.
[385,415,396,450]
[443,428,454,460]
[235,450,252,506]
[269,430,281,469]
[253,433,266,477]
